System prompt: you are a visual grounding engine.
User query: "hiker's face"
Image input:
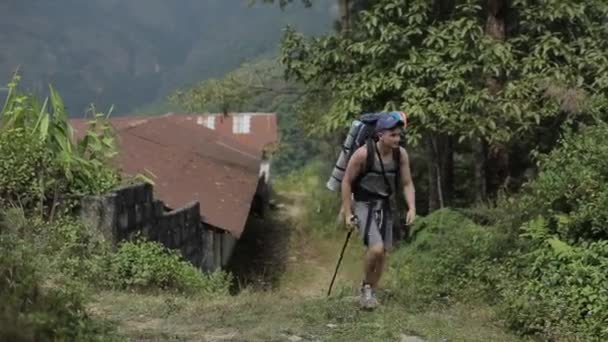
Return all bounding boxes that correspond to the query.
[379,127,401,148]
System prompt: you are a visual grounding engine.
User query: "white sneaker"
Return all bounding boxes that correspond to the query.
[359,284,377,309]
[371,289,380,307]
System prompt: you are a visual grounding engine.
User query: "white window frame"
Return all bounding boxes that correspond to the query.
[232,114,251,134]
[205,116,215,130]
[196,115,216,130]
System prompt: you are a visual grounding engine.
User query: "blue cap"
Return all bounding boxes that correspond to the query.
[388,111,406,126]
[375,112,404,133]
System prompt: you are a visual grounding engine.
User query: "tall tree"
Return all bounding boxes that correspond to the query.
[474,0,509,201]
[281,0,608,210]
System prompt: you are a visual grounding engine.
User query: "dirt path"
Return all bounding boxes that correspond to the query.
[276,191,363,298]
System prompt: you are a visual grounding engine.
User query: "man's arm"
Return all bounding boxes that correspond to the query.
[399,147,416,223]
[341,147,366,222]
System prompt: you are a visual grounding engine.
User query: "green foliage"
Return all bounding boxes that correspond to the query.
[388,201,608,340]
[272,88,335,174]
[518,123,608,241]
[43,217,113,284]
[274,161,341,235]
[0,207,112,287]
[0,128,56,209]
[109,239,232,295]
[0,74,120,212]
[281,0,608,146]
[387,209,508,305]
[1,205,230,297]
[170,58,289,113]
[171,78,246,114]
[500,234,608,340]
[0,233,120,341]
[488,124,608,340]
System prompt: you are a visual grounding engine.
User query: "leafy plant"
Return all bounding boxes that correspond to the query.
[0,233,120,341]
[387,209,509,306]
[500,235,608,340]
[280,0,608,145]
[0,128,57,210]
[109,239,232,295]
[0,73,120,213]
[517,123,608,241]
[274,161,342,235]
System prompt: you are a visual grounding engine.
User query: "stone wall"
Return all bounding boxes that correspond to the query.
[80,182,231,272]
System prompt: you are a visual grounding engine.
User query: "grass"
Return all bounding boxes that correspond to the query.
[89,287,528,342]
[88,224,529,341]
[86,174,530,341]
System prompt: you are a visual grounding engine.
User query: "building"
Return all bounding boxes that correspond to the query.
[70,112,278,270]
[180,112,278,183]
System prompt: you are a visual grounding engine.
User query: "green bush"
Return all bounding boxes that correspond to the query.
[43,217,113,285]
[1,207,231,295]
[0,75,121,214]
[499,219,608,340]
[109,239,232,295]
[518,124,608,241]
[0,128,60,209]
[0,234,120,341]
[0,208,112,286]
[493,124,608,340]
[387,209,507,306]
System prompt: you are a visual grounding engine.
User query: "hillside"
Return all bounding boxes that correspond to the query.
[0,0,333,115]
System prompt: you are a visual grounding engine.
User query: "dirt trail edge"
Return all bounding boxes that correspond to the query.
[277,191,363,298]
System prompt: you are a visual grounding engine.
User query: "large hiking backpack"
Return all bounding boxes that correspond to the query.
[326,111,406,192]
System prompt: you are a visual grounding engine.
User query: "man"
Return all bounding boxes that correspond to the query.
[341,113,416,309]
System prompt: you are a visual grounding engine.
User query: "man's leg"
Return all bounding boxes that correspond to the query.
[370,210,393,291]
[360,243,384,309]
[356,202,386,308]
[370,250,387,289]
[364,244,385,289]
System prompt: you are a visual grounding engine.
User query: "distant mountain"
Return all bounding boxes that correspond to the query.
[0,0,334,115]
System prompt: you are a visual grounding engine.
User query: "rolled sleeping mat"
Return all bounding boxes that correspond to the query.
[326,120,363,191]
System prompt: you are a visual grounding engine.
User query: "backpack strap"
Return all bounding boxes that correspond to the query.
[351,139,374,193]
[393,147,401,191]
[365,139,375,174]
[369,139,393,198]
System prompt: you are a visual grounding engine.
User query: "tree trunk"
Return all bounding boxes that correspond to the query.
[441,136,454,204]
[473,140,488,202]
[338,0,351,34]
[428,144,440,211]
[427,133,454,211]
[486,144,511,195]
[482,0,509,199]
[485,0,506,40]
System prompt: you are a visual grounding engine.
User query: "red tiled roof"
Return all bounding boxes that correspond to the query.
[175,113,278,153]
[70,114,262,238]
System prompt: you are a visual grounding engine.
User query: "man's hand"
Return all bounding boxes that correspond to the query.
[345,213,358,232]
[405,208,416,225]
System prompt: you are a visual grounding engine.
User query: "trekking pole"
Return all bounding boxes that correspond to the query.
[327,216,358,297]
